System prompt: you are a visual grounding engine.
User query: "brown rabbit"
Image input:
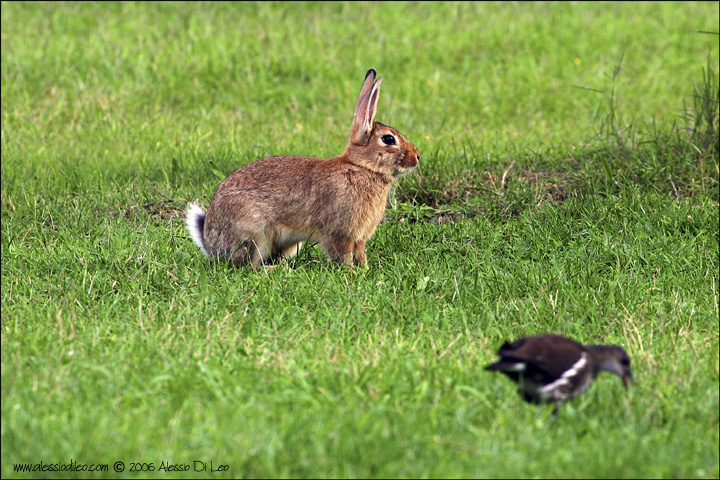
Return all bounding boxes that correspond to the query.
[186,68,420,268]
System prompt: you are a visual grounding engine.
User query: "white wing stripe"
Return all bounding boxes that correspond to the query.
[538,353,587,394]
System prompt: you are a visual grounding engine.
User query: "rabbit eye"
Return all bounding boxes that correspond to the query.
[381,134,397,146]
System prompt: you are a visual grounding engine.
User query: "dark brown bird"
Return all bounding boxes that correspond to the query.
[485,334,633,415]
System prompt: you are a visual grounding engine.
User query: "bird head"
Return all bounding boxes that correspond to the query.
[588,345,634,388]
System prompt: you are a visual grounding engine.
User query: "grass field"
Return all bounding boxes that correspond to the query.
[2,1,719,478]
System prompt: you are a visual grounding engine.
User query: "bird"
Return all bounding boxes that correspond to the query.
[485,333,633,415]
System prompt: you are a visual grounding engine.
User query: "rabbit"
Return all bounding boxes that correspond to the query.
[186,68,420,268]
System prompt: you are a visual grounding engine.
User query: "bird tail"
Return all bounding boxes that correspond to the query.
[484,360,527,372]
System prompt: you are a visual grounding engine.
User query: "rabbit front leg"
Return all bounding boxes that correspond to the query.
[353,240,369,269]
[322,239,369,268]
[322,238,356,267]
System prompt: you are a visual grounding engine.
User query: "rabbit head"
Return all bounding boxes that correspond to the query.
[345,69,420,180]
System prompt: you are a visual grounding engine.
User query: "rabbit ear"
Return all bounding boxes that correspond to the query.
[355,69,377,111]
[351,69,383,145]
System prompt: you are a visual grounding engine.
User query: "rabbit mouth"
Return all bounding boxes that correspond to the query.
[395,159,419,175]
[398,153,420,172]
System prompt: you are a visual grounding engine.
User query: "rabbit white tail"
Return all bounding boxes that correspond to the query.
[186,203,209,257]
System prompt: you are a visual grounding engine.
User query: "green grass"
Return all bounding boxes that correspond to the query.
[2,1,719,478]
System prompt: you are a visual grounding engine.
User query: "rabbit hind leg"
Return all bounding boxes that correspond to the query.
[225,239,254,267]
[251,239,274,266]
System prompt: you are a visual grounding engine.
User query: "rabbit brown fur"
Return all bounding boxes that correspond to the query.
[186,68,420,268]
